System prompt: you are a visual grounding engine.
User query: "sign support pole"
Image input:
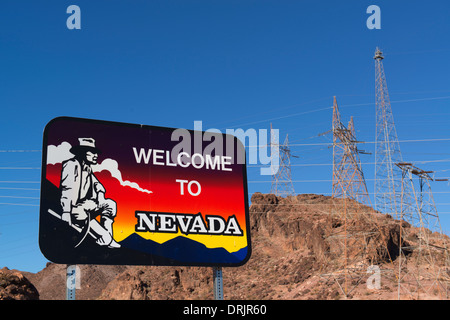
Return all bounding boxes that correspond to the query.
[213,266,223,300]
[66,265,76,300]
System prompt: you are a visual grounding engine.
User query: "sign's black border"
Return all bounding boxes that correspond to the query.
[39,116,252,268]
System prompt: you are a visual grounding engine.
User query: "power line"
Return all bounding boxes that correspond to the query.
[248,178,450,183]
[0,203,39,207]
[245,137,450,148]
[0,167,40,170]
[248,190,450,196]
[0,150,41,153]
[0,196,40,199]
[244,201,450,207]
[0,181,40,184]
[1,136,450,153]
[218,95,450,130]
[248,158,450,168]
[0,187,40,191]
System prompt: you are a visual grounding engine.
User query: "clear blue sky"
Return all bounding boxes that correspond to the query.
[1,0,450,272]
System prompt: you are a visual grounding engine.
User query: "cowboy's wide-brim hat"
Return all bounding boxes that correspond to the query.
[70,138,102,155]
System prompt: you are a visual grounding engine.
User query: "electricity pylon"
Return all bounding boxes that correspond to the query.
[396,163,450,299]
[373,47,414,219]
[325,96,377,297]
[374,47,449,299]
[270,124,296,197]
[332,96,371,205]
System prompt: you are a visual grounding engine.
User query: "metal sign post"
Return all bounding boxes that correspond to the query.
[213,267,223,300]
[66,265,77,300]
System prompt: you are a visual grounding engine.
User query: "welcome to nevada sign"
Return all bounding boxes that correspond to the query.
[39,117,251,267]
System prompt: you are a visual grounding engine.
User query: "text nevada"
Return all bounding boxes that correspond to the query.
[135,211,243,236]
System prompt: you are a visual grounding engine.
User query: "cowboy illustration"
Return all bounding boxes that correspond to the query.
[59,138,121,249]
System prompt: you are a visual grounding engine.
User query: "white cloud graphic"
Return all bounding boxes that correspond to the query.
[47,142,152,194]
[92,159,152,194]
[47,142,74,165]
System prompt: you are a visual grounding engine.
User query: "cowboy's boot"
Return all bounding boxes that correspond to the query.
[101,216,121,249]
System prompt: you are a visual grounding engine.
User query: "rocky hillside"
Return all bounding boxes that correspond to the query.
[2,193,450,300]
[0,267,39,300]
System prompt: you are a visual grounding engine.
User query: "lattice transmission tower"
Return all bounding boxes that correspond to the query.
[396,163,450,299]
[270,124,296,197]
[373,47,414,219]
[374,47,450,299]
[323,96,382,297]
[332,96,371,205]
